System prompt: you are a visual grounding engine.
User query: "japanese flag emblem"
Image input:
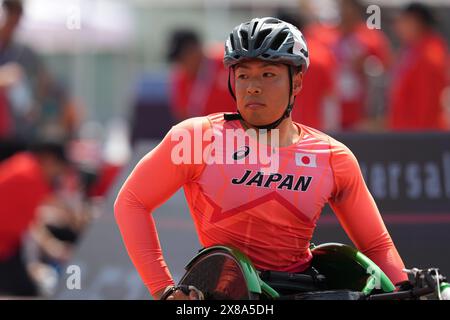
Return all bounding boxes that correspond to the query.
[295,153,317,168]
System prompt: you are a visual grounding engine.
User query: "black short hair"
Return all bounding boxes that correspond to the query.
[167,29,201,63]
[403,2,435,27]
[30,141,69,164]
[2,0,23,15]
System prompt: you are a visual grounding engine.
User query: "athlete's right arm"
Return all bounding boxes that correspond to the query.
[114,117,210,298]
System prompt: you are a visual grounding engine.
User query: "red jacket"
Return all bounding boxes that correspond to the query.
[388,32,449,131]
[169,51,235,120]
[0,152,51,260]
[292,37,335,130]
[332,23,392,129]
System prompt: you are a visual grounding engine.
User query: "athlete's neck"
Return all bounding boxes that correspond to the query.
[240,118,301,147]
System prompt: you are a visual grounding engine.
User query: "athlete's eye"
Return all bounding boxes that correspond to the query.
[237,74,248,80]
[263,72,276,78]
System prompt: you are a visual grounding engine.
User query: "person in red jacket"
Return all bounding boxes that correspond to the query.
[333,0,392,130]
[387,3,449,131]
[276,11,337,131]
[167,29,235,121]
[0,142,68,296]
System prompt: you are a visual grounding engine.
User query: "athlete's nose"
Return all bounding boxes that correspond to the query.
[247,82,262,95]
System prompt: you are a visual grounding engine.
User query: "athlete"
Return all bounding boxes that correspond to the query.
[114,17,408,300]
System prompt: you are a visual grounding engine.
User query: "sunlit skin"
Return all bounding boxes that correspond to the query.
[233,59,303,147]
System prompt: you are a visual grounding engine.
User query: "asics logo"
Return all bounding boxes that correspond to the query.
[232,146,250,160]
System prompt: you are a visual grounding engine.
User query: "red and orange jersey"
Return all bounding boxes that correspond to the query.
[114,113,407,296]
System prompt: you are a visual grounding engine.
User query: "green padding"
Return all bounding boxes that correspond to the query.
[311,243,395,293]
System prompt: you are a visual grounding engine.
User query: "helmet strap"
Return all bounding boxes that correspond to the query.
[227,66,236,101]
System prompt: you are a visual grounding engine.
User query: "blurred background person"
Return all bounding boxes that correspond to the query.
[387,2,449,131]
[24,161,95,297]
[167,29,234,121]
[34,75,82,142]
[0,142,68,296]
[0,0,45,142]
[276,9,339,132]
[0,0,81,150]
[332,0,392,131]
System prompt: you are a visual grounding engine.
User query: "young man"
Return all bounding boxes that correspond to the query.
[115,17,407,300]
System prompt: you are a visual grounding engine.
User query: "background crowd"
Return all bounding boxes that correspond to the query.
[0,0,448,298]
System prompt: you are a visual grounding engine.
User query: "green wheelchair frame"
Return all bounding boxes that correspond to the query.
[179,243,395,300]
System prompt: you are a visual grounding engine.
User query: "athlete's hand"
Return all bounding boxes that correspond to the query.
[158,285,204,300]
[166,288,200,300]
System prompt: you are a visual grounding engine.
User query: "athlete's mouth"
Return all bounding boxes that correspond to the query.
[245,102,266,109]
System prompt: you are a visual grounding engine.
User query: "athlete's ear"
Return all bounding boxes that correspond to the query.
[292,71,303,96]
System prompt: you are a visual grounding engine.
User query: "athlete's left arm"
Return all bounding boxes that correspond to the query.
[328,140,408,285]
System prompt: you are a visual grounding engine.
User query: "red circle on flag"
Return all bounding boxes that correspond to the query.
[302,156,310,164]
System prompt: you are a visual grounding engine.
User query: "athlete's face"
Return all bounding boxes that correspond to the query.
[234,59,302,127]
[394,13,425,45]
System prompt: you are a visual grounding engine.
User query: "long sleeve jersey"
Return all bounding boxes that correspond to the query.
[114,113,407,296]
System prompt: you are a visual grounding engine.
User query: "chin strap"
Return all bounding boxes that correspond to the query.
[225,66,295,131]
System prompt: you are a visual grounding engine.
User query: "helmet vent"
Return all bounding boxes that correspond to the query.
[270,31,289,50]
[229,33,235,50]
[251,22,258,37]
[239,30,249,50]
[254,28,271,50]
[300,48,309,58]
